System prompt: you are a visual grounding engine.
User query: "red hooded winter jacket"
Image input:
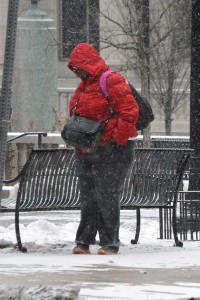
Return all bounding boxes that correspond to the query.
[68,43,139,145]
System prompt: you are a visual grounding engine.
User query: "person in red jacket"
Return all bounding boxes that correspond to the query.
[67,43,139,255]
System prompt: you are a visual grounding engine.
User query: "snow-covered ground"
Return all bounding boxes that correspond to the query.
[0,187,200,299]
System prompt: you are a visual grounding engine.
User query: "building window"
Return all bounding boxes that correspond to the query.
[61,0,99,59]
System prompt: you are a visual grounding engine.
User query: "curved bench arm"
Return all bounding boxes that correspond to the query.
[7,132,47,149]
[3,173,21,184]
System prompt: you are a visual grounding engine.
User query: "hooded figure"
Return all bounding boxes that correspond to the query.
[68,43,139,145]
[67,43,139,255]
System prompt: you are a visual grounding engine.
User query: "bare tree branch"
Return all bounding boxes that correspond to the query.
[100,0,191,135]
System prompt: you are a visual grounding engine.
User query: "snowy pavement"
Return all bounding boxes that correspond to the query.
[0,209,200,299]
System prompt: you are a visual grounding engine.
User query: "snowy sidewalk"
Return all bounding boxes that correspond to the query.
[0,210,200,299]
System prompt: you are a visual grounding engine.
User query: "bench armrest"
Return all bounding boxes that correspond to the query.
[3,173,21,184]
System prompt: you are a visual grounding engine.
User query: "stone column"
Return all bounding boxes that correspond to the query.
[11,1,58,133]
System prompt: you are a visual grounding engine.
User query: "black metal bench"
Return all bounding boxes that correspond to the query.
[135,137,190,180]
[135,137,190,149]
[2,147,191,252]
[151,137,190,149]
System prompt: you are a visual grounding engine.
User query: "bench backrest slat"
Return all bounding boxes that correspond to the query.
[121,148,190,207]
[135,138,190,149]
[18,149,80,210]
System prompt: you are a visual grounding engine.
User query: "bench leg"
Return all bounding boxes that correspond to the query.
[172,204,183,247]
[159,208,163,239]
[131,208,140,244]
[15,206,27,253]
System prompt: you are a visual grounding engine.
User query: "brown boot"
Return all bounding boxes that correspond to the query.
[98,247,118,255]
[73,244,90,254]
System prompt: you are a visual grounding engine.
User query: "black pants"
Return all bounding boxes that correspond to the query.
[74,141,135,248]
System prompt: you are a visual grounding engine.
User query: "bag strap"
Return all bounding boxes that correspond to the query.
[99,70,115,115]
[72,94,81,113]
[99,70,114,98]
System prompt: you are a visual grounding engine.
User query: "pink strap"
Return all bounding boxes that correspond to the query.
[99,70,114,97]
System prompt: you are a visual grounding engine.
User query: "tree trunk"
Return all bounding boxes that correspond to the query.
[141,77,151,147]
[136,0,151,147]
[165,112,172,135]
[164,68,174,135]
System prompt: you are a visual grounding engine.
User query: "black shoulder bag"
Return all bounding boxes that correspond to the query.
[61,98,111,151]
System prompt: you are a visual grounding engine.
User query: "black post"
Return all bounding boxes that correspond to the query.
[0,0,19,206]
[189,0,200,191]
